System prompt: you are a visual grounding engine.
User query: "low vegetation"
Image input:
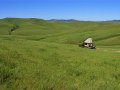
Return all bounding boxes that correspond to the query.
[0,18,120,90]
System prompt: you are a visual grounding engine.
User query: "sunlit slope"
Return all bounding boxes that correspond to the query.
[0,18,120,45]
[0,18,120,90]
[0,37,120,90]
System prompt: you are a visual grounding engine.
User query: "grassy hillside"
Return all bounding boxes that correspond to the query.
[0,18,120,90]
[0,18,120,45]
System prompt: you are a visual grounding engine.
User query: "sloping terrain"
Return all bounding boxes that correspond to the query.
[0,18,120,90]
[0,18,120,45]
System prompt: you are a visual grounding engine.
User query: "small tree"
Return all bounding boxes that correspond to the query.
[9,24,19,35]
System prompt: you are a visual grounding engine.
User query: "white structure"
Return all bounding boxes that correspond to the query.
[84,38,92,43]
[80,38,96,49]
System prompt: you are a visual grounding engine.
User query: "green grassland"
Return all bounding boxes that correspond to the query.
[0,18,120,90]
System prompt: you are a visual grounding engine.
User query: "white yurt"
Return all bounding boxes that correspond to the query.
[84,38,92,43]
[80,38,96,49]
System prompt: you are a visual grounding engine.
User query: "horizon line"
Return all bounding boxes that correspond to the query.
[0,17,120,22]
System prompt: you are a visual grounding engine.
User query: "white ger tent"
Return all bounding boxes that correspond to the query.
[84,38,93,43]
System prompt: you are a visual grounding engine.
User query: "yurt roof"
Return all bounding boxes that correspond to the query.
[84,38,93,43]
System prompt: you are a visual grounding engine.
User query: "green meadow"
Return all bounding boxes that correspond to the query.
[0,18,120,90]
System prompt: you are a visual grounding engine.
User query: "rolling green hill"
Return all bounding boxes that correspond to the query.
[0,18,120,45]
[0,18,120,90]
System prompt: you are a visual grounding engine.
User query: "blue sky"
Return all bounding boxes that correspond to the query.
[0,0,120,21]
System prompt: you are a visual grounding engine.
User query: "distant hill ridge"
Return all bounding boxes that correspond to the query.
[48,19,79,22]
[1,17,120,22]
[0,17,120,46]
